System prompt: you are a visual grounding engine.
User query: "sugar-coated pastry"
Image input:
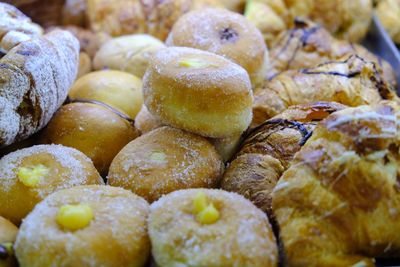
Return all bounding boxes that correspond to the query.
[0,145,103,225]
[166,8,268,86]
[149,189,278,267]
[108,126,224,203]
[93,34,166,78]
[221,102,346,214]
[38,103,139,176]
[69,70,143,119]
[134,105,163,135]
[272,101,400,266]
[0,216,18,267]
[143,47,253,138]
[15,185,150,267]
[209,134,242,163]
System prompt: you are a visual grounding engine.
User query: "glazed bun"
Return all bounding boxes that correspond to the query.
[166,8,268,85]
[134,105,163,135]
[108,126,224,203]
[143,47,253,138]
[15,185,150,267]
[68,70,143,119]
[93,34,166,78]
[0,216,18,267]
[38,103,139,176]
[0,145,103,225]
[149,189,278,267]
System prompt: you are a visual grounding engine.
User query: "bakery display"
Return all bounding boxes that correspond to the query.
[221,102,346,214]
[0,145,103,225]
[166,8,268,86]
[149,189,278,267]
[93,34,166,78]
[245,0,373,45]
[272,101,400,266]
[1,1,400,266]
[68,70,143,119]
[0,216,18,267]
[15,185,150,267]
[108,126,223,203]
[143,47,253,138]
[37,103,139,176]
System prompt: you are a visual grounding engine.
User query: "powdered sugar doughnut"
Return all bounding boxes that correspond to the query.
[107,126,224,203]
[166,8,268,86]
[143,47,253,138]
[149,189,278,267]
[134,105,163,135]
[15,185,150,267]
[0,144,103,225]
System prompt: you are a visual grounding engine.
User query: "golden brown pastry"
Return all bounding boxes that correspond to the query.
[376,0,400,44]
[62,0,87,27]
[68,70,143,119]
[217,0,245,12]
[108,126,224,203]
[143,47,253,138]
[86,0,220,41]
[15,185,150,267]
[134,105,164,135]
[77,52,92,78]
[0,216,18,267]
[209,134,242,163]
[266,19,396,87]
[166,8,268,86]
[221,102,346,213]
[272,101,400,266]
[0,144,103,225]
[93,34,166,78]
[149,189,278,267]
[253,55,398,126]
[38,103,139,176]
[245,0,373,45]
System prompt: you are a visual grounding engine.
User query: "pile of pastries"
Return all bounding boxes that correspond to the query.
[0,1,399,266]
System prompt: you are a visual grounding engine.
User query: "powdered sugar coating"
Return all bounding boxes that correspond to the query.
[0,144,103,224]
[15,185,150,267]
[149,188,278,267]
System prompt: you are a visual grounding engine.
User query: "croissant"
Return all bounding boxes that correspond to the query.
[266,19,396,87]
[245,0,373,45]
[272,101,400,266]
[0,4,80,147]
[253,55,399,126]
[221,102,346,214]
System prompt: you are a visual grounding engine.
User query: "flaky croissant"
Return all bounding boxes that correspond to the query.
[272,101,400,266]
[0,4,79,147]
[221,102,346,214]
[253,55,399,126]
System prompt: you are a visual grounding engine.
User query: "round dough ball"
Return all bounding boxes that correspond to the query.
[149,189,278,267]
[209,134,242,163]
[77,52,92,78]
[69,70,143,119]
[166,8,268,86]
[134,105,163,135]
[0,216,18,267]
[38,103,139,176]
[93,34,166,78]
[15,185,150,267]
[0,145,103,225]
[143,47,253,138]
[108,126,224,203]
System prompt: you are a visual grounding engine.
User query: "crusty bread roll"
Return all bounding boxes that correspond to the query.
[0,28,79,147]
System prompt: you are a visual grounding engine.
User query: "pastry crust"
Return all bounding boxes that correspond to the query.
[0,29,79,147]
[272,101,400,266]
[15,185,150,267]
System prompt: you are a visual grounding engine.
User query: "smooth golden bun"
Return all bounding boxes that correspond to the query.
[0,144,103,225]
[272,101,400,266]
[166,8,268,86]
[38,103,139,176]
[143,47,253,138]
[69,70,143,119]
[209,134,242,163]
[134,105,163,135]
[15,185,150,267]
[77,52,92,78]
[0,216,18,267]
[149,189,278,267]
[108,126,224,203]
[93,34,166,78]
